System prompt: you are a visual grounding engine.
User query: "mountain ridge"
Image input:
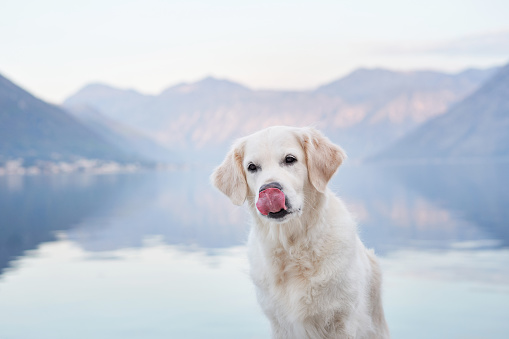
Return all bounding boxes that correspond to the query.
[63,66,499,159]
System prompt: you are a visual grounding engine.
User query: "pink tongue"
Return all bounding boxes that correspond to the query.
[256,188,287,216]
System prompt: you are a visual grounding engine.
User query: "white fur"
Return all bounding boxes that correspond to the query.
[212,126,390,339]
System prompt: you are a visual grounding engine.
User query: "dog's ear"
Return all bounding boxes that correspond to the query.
[211,140,247,205]
[299,127,346,193]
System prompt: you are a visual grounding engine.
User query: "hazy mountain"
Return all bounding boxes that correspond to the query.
[65,104,178,163]
[375,63,509,161]
[64,67,498,159]
[315,68,499,155]
[0,73,135,165]
[63,83,153,123]
[161,76,251,96]
[316,68,495,104]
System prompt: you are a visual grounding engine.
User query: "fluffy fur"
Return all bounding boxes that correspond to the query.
[211,126,390,339]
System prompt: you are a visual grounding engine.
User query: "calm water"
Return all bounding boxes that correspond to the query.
[0,163,508,339]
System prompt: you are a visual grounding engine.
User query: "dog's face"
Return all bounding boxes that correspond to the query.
[212,126,346,223]
[242,128,308,222]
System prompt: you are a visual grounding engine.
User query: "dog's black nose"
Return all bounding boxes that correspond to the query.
[259,182,283,193]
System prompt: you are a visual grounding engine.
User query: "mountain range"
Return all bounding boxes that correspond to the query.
[0,73,178,168]
[1,64,505,168]
[64,67,498,159]
[377,63,509,161]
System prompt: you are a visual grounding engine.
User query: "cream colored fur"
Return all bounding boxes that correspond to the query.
[211,126,390,339]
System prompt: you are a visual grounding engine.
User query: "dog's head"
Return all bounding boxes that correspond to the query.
[211,126,346,223]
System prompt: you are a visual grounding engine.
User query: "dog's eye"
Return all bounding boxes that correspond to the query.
[285,155,297,164]
[247,163,258,172]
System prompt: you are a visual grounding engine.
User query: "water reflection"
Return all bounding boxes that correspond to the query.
[0,170,247,274]
[388,163,509,247]
[1,163,509,338]
[1,163,508,274]
[0,174,123,274]
[332,162,509,253]
[63,170,248,252]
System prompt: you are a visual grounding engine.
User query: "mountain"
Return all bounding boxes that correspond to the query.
[316,68,494,104]
[161,76,251,96]
[0,73,144,165]
[65,104,177,163]
[63,83,153,123]
[64,67,498,159]
[315,68,500,155]
[375,63,509,161]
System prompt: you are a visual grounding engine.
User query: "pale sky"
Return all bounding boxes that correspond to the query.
[1,0,508,103]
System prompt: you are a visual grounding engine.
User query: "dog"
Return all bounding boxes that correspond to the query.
[211,126,390,339]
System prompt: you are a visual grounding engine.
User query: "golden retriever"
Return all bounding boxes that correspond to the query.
[211,126,390,339]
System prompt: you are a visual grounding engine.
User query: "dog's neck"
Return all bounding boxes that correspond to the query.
[249,188,331,253]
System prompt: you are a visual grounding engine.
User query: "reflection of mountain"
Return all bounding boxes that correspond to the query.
[0,171,248,276]
[62,163,509,255]
[377,63,509,160]
[64,67,496,158]
[0,175,123,275]
[65,170,248,252]
[2,163,507,273]
[333,163,509,253]
[0,73,133,164]
[387,163,509,247]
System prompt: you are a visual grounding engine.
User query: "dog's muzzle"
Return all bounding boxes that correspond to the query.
[256,182,288,218]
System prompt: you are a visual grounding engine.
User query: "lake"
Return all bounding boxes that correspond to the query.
[0,162,508,339]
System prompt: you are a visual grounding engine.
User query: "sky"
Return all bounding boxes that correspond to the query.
[1,0,509,103]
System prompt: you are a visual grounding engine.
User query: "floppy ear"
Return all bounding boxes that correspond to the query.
[210,140,247,206]
[299,127,347,193]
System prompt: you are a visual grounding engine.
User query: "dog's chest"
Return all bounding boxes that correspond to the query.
[270,247,317,287]
[250,244,328,316]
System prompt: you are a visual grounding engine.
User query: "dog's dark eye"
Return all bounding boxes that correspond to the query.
[285,155,297,164]
[247,163,258,172]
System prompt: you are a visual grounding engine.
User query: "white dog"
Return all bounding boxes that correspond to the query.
[211,126,389,339]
